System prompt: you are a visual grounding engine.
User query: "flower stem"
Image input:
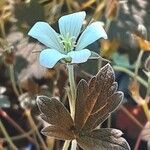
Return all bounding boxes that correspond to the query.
[0,108,35,144]
[0,20,6,38]
[105,19,111,33]
[25,109,48,150]
[134,130,143,150]
[71,140,77,150]
[113,66,148,88]
[0,120,18,150]
[98,19,112,71]
[0,18,19,97]
[140,101,150,122]
[0,20,20,97]
[62,140,71,150]
[63,65,76,150]
[107,115,111,128]
[1,126,39,141]
[98,18,111,70]
[67,64,76,119]
[66,0,72,12]
[9,65,20,97]
[145,77,150,103]
[135,50,144,79]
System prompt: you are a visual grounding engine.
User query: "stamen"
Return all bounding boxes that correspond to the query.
[59,33,76,52]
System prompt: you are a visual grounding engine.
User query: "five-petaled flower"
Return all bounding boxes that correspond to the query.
[28,11,107,68]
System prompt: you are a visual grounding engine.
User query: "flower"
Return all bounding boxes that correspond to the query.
[28,11,107,68]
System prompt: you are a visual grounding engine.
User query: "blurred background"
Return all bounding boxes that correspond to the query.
[0,0,150,149]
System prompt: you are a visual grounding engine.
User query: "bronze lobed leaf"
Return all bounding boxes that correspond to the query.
[75,63,123,132]
[41,125,75,140]
[36,64,130,149]
[77,128,130,150]
[37,95,75,140]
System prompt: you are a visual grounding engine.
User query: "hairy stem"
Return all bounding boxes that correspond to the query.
[63,65,76,150]
[67,64,76,119]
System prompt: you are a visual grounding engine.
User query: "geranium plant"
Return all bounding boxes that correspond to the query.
[28,11,130,150]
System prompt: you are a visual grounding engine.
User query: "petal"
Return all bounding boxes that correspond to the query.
[28,22,64,52]
[67,49,91,63]
[58,11,86,39]
[39,49,66,68]
[75,22,108,51]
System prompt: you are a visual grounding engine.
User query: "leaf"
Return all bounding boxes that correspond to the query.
[82,92,123,132]
[36,96,74,129]
[36,65,130,149]
[0,95,10,108]
[41,125,75,140]
[75,79,89,130]
[75,64,123,132]
[77,128,130,150]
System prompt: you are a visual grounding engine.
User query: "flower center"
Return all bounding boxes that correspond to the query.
[60,33,76,53]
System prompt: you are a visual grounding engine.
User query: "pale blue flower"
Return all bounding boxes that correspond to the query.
[28,11,107,68]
